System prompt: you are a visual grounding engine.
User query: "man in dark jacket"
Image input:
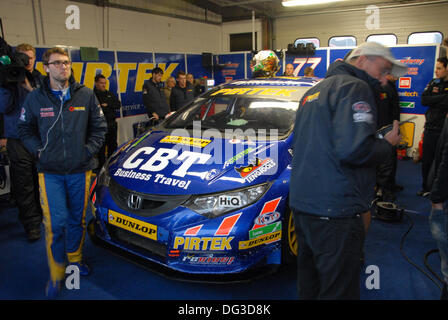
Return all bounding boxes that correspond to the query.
[428,114,448,299]
[0,43,43,241]
[94,74,121,170]
[170,70,195,111]
[18,47,107,298]
[289,42,406,299]
[142,67,169,121]
[419,57,448,197]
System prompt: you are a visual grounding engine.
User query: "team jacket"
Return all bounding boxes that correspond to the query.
[17,77,107,174]
[94,87,121,124]
[428,115,448,204]
[142,79,170,118]
[170,84,195,111]
[421,78,448,131]
[289,61,394,217]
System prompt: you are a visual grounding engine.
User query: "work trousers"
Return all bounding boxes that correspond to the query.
[6,138,42,232]
[38,171,92,283]
[376,146,397,193]
[293,210,365,300]
[422,128,442,191]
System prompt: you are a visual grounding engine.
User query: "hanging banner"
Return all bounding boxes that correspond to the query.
[215,53,246,84]
[391,45,437,115]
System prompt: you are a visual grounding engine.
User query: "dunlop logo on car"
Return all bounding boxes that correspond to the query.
[108,210,157,240]
[238,230,281,250]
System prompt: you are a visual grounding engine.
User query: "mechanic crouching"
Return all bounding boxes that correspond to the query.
[18,47,107,298]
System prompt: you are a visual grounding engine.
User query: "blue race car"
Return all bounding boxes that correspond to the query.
[88,77,319,281]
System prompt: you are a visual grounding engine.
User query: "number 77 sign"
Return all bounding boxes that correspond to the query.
[292,57,322,76]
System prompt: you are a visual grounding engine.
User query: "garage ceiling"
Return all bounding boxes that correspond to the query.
[184,0,447,22]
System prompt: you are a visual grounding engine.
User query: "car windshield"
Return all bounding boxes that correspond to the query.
[163,86,310,136]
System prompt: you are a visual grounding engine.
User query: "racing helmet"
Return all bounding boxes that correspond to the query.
[250,50,280,78]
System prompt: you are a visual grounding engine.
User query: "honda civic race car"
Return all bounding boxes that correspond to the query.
[88,77,320,280]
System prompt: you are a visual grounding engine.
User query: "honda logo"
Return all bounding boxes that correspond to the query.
[127,194,143,210]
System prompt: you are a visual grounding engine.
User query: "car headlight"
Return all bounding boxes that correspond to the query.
[97,161,111,187]
[184,183,270,218]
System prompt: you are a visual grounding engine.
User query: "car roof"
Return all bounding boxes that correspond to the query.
[226,76,321,87]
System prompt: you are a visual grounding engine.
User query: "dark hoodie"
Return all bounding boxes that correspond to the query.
[289,61,393,217]
[17,76,107,174]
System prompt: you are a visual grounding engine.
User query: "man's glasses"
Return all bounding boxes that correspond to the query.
[47,60,71,67]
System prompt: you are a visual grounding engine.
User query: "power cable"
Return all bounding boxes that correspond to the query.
[400,212,442,291]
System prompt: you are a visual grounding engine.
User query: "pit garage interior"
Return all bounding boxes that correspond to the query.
[0,0,447,301]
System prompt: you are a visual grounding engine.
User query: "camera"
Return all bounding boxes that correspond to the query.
[0,36,29,86]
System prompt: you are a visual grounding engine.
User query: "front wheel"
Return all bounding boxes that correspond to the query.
[282,206,298,264]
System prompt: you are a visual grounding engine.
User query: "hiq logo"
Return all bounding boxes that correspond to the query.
[219,195,242,207]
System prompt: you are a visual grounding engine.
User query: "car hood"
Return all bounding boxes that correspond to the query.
[107,130,290,195]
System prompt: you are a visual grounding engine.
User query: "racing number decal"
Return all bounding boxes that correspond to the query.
[292,57,322,76]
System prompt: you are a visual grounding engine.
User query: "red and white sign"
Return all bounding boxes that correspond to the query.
[399,77,412,89]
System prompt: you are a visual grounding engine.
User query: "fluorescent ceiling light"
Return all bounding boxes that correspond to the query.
[282,0,343,6]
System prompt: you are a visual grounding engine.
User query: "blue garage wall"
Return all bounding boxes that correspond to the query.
[31,45,439,120]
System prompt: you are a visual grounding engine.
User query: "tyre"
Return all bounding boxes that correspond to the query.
[282,205,298,264]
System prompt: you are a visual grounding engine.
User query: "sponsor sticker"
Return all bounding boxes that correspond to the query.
[173,236,234,251]
[69,106,86,112]
[238,230,282,250]
[218,195,242,208]
[211,88,297,97]
[249,221,282,239]
[108,210,157,240]
[352,101,371,113]
[399,77,412,89]
[399,102,415,109]
[160,135,211,148]
[181,254,235,265]
[352,101,373,124]
[234,157,276,182]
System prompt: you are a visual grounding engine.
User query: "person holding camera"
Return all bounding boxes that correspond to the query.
[0,43,43,241]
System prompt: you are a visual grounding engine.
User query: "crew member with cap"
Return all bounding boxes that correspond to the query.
[290,42,407,299]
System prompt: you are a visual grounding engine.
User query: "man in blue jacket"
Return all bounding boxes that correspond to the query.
[290,42,406,299]
[0,43,43,241]
[18,47,107,298]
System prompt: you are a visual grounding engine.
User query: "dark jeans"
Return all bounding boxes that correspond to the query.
[376,146,397,192]
[6,138,42,231]
[293,210,365,300]
[422,128,441,191]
